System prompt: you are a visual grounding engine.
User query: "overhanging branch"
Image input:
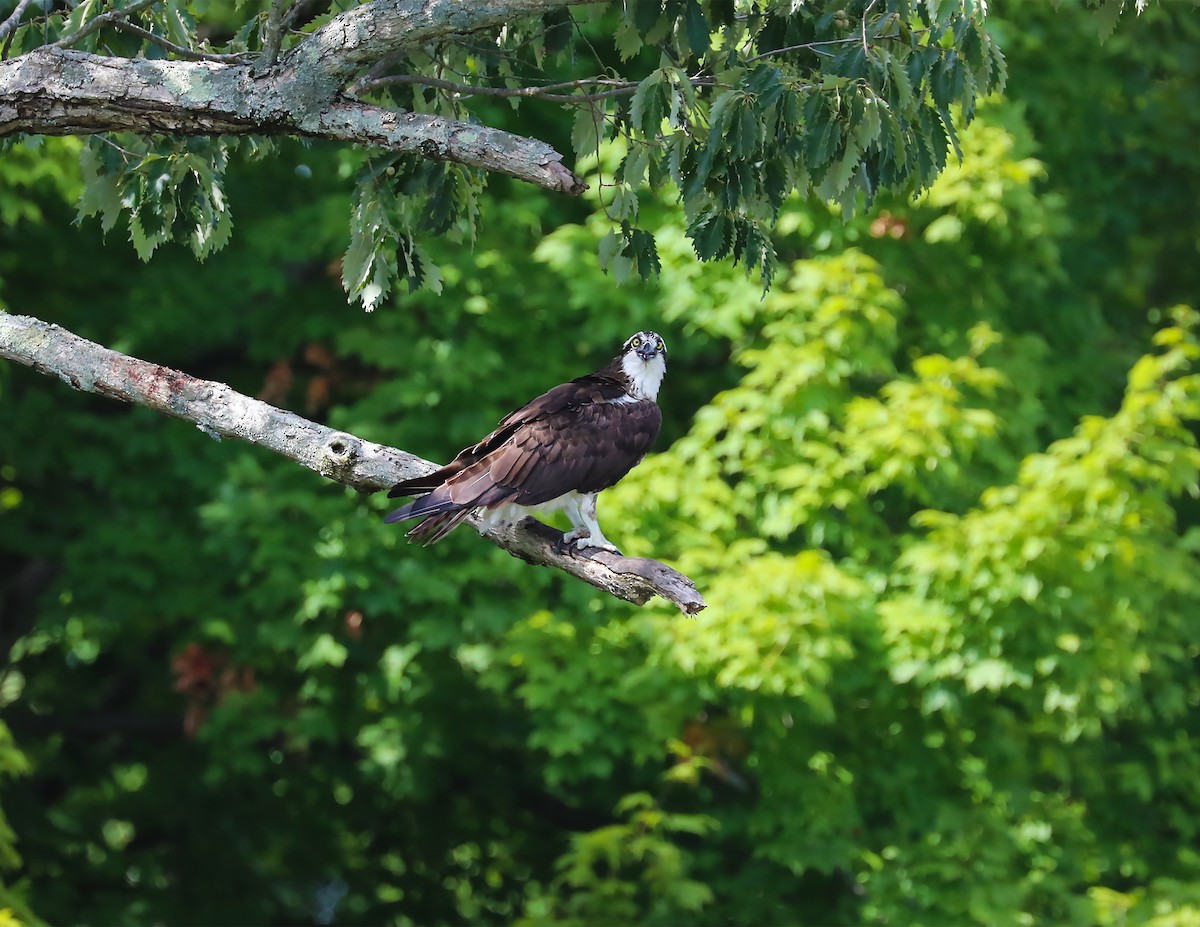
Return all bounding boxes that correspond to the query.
[0,0,602,194]
[0,47,585,194]
[286,0,605,86]
[0,313,706,615]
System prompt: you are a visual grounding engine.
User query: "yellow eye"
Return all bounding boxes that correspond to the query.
[631,337,641,347]
[657,340,664,352]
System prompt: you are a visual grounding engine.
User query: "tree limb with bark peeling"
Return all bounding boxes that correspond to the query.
[0,312,707,614]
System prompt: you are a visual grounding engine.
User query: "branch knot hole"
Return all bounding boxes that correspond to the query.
[321,432,359,474]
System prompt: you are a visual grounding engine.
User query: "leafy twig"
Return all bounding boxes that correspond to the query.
[357,73,643,103]
[53,0,162,49]
[862,0,880,59]
[358,73,719,105]
[107,18,253,63]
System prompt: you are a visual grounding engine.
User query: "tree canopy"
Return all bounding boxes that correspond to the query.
[3,0,1200,925]
[2,0,1005,306]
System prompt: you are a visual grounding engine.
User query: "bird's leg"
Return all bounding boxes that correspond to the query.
[564,493,621,555]
[554,494,589,555]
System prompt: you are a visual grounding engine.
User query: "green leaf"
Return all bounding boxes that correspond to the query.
[1094,0,1125,43]
[615,17,643,62]
[77,145,124,234]
[630,71,666,135]
[597,230,622,271]
[888,52,915,112]
[733,103,759,160]
[629,228,660,279]
[571,106,603,160]
[684,0,710,57]
[687,211,732,261]
[621,144,652,189]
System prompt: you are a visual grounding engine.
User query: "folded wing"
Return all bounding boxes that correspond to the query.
[384,380,661,544]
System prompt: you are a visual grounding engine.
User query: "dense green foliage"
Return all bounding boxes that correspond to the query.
[4,0,1004,306]
[3,1,1200,925]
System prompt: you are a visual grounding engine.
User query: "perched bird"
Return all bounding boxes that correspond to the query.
[384,331,666,554]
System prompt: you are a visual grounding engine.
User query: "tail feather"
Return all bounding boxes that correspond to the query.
[383,488,459,524]
[388,470,449,499]
[405,508,474,545]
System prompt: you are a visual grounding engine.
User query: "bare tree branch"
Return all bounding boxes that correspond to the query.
[285,0,605,88]
[257,0,288,72]
[1,0,599,194]
[0,47,586,194]
[0,313,707,616]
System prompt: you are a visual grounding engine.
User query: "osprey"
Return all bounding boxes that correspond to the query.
[384,331,666,554]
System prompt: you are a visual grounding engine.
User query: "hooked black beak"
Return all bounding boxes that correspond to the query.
[636,342,658,361]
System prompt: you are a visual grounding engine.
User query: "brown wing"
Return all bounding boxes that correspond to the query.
[445,398,661,508]
[387,374,628,500]
[384,374,658,533]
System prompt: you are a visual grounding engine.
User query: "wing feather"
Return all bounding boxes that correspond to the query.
[383,373,660,544]
[495,399,661,505]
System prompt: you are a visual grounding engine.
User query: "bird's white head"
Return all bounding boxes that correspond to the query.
[619,331,667,401]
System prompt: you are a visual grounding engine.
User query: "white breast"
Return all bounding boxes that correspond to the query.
[621,352,666,401]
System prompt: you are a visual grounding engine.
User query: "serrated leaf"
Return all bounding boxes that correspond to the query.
[707,89,739,136]
[419,166,457,236]
[684,0,709,57]
[763,158,790,213]
[571,106,603,160]
[77,145,124,234]
[805,111,842,176]
[630,71,665,135]
[688,212,732,261]
[666,132,689,187]
[614,18,643,62]
[822,143,861,200]
[1094,0,1125,43]
[887,52,915,112]
[606,185,639,222]
[629,228,661,279]
[165,0,196,49]
[733,104,759,160]
[621,145,652,188]
[988,38,1008,93]
[854,94,883,153]
[609,252,634,285]
[634,0,662,34]
[342,185,391,302]
[396,235,425,295]
[597,230,622,272]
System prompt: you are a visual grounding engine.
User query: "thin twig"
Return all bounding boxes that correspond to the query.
[53,0,161,49]
[862,0,880,58]
[743,36,859,64]
[107,17,252,63]
[0,0,33,45]
[94,134,139,159]
[358,73,644,103]
[358,73,720,105]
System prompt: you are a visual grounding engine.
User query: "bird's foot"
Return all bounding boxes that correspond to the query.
[554,530,622,557]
